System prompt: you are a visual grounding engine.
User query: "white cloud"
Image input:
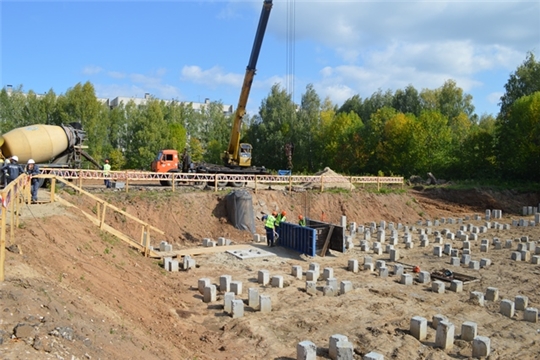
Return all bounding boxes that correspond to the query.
[82,65,102,75]
[107,71,125,79]
[487,92,503,105]
[180,65,243,88]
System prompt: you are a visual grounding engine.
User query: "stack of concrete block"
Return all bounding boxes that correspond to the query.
[159,241,173,252]
[202,238,216,247]
[183,255,196,270]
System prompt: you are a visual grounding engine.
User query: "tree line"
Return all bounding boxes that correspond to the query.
[0,53,538,181]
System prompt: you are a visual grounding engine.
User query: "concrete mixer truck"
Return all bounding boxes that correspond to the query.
[0,122,101,187]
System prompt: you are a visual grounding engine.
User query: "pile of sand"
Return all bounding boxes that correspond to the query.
[302,167,355,190]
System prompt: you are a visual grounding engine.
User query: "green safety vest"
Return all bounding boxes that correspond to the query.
[299,219,306,226]
[265,215,276,229]
[276,214,286,226]
[103,163,111,176]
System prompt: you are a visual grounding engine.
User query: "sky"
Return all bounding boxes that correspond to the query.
[1,0,539,118]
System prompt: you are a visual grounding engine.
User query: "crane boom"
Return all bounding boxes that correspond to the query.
[223,0,273,168]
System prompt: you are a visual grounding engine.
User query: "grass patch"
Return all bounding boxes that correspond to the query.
[431,180,540,193]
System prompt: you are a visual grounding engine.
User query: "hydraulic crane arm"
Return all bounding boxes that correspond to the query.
[224,0,273,168]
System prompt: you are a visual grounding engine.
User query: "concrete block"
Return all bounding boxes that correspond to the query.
[480,258,491,268]
[203,285,216,303]
[364,263,374,271]
[469,260,480,270]
[292,265,303,279]
[443,243,452,255]
[418,271,430,284]
[258,270,270,285]
[335,340,354,360]
[511,251,522,261]
[433,246,442,257]
[224,292,235,313]
[432,281,445,294]
[532,255,540,264]
[253,233,261,243]
[524,308,538,323]
[515,295,528,310]
[463,249,471,255]
[326,278,338,290]
[410,316,427,340]
[271,276,283,288]
[230,281,243,295]
[348,259,359,273]
[405,241,414,249]
[340,281,352,295]
[168,259,179,272]
[401,274,413,285]
[480,244,489,252]
[450,249,459,257]
[432,314,448,329]
[394,264,404,277]
[297,340,317,360]
[379,267,389,278]
[183,256,196,270]
[306,270,318,281]
[329,334,348,360]
[461,321,477,341]
[163,256,172,270]
[505,240,513,249]
[461,254,471,266]
[198,278,211,294]
[364,256,373,265]
[472,336,490,358]
[450,257,460,266]
[375,260,386,270]
[259,295,271,313]
[309,262,320,275]
[219,275,232,293]
[435,321,455,351]
[248,288,259,309]
[217,237,231,246]
[363,352,384,360]
[306,281,317,295]
[373,247,383,255]
[470,291,485,306]
[500,299,515,318]
[231,299,244,318]
[521,250,531,262]
[450,280,463,293]
[323,267,334,280]
[323,285,337,297]
[485,287,499,301]
[389,249,400,261]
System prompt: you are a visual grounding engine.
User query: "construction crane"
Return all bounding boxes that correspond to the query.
[222,0,273,169]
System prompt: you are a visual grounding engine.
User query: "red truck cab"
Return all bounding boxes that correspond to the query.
[151,150,180,173]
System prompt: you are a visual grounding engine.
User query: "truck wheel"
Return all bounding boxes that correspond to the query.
[230,182,245,188]
[160,180,170,186]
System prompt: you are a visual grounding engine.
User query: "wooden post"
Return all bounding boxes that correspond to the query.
[214,174,218,192]
[320,175,324,193]
[50,177,56,203]
[377,177,380,191]
[26,180,31,205]
[172,174,176,192]
[96,202,101,220]
[99,203,107,229]
[140,225,145,246]
[254,175,258,194]
[289,175,292,195]
[350,176,353,191]
[78,171,83,193]
[145,227,151,257]
[10,188,15,243]
[15,190,20,229]
[320,225,334,257]
[125,171,129,193]
[0,195,7,282]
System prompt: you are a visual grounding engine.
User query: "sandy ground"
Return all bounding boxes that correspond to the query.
[1,186,540,360]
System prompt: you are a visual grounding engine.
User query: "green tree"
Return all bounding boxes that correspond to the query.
[499,52,540,119]
[412,110,453,175]
[392,85,421,117]
[496,91,540,179]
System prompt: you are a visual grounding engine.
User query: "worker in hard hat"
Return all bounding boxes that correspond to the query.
[275,210,287,241]
[1,155,24,186]
[103,159,112,188]
[265,211,277,247]
[25,159,40,203]
[298,214,306,227]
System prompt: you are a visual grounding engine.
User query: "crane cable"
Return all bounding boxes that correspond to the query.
[286,0,296,101]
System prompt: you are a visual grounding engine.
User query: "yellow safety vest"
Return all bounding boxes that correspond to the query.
[265,215,276,229]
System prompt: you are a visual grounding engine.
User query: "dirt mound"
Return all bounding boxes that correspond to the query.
[2,187,540,359]
[301,167,355,190]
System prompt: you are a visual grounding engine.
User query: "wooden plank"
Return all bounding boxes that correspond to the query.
[319,225,334,257]
[153,244,252,258]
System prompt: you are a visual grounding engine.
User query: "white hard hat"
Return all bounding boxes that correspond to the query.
[11,155,18,162]
[28,159,35,164]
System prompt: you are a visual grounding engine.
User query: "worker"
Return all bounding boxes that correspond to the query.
[2,155,24,185]
[298,214,306,227]
[103,159,112,188]
[25,159,40,203]
[275,210,287,239]
[265,211,277,247]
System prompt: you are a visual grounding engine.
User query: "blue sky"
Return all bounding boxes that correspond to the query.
[1,0,539,118]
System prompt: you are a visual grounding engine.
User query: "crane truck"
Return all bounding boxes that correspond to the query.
[152,0,273,187]
[0,123,101,187]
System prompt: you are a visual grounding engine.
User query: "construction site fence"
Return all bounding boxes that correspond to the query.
[0,173,32,281]
[278,222,317,257]
[39,168,404,192]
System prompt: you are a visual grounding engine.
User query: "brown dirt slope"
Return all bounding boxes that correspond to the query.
[1,187,539,359]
